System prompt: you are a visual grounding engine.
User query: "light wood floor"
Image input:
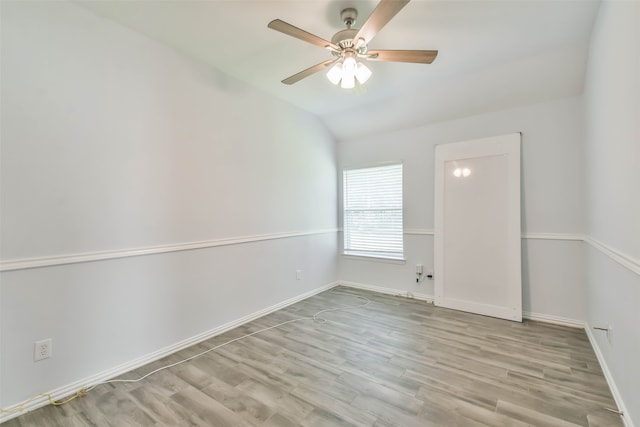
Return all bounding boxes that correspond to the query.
[5,287,623,426]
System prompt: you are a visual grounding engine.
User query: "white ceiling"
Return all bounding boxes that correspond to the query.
[75,0,600,141]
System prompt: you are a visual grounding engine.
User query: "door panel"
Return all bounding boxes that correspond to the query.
[434,134,521,321]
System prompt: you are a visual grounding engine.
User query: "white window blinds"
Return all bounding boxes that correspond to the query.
[343,163,404,259]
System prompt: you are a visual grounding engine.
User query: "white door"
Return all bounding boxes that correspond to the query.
[434,133,522,322]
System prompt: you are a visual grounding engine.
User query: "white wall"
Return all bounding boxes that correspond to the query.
[584,1,640,260]
[0,0,337,412]
[338,97,586,322]
[583,1,640,425]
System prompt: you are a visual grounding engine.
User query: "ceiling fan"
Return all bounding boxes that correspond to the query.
[267,0,438,88]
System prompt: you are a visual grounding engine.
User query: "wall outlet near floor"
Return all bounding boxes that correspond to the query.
[34,338,52,361]
[296,269,302,280]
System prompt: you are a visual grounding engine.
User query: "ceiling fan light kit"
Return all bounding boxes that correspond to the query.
[267,0,438,89]
[327,51,372,88]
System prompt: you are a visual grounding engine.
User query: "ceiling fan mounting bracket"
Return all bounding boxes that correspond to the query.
[340,8,358,28]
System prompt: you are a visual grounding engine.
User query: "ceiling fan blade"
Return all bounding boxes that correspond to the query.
[366,49,438,64]
[281,59,337,85]
[268,19,340,51]
[353,0,410,47]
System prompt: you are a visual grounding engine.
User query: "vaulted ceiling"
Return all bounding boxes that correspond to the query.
[76,0,600,140]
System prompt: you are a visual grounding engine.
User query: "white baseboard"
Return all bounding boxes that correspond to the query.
[522,311,585,328]
[0,282,339,424]
[337,282,590,330]
[337,281,434,303]
[584,324,634,427]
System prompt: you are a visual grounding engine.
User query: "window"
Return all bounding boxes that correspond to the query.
[343,163,404,260]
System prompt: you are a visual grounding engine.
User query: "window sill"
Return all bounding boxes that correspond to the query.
[341,253,406,265]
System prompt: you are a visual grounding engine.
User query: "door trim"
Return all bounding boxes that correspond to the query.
[434,133,522,321]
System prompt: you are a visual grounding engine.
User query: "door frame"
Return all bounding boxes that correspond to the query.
[434,133,522,321]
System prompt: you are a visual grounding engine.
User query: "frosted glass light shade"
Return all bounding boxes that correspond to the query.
[341,57,356,88]
[355,62,372,84]
[343,56,357,72]
[326,62,343,85]
[341,71,355,88]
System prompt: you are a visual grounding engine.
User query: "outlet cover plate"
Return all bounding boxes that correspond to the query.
[34,339,52,361]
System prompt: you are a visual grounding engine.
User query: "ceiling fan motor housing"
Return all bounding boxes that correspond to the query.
[331,29,358,48]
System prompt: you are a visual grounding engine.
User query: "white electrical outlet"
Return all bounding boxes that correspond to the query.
[296,269,302,280]
[34,338,52,361]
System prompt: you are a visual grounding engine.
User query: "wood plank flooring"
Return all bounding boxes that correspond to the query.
[4,287,623,426]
